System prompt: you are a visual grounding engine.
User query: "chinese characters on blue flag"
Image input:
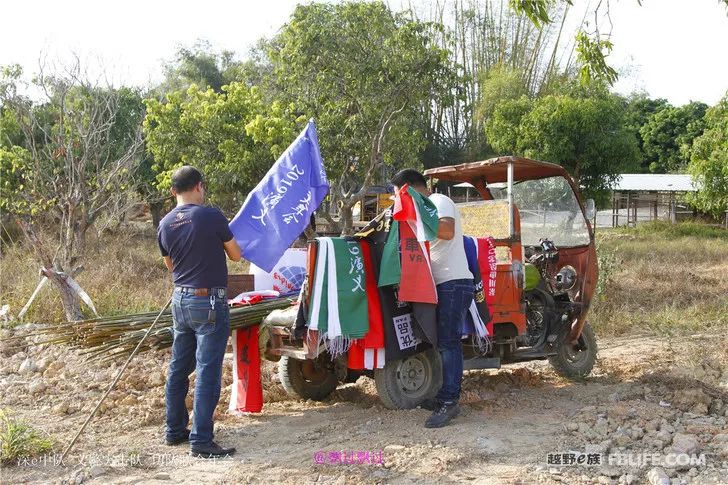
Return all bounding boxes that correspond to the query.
[229,120,329,272]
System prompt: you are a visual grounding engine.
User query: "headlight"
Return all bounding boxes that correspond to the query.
[555,265,577,291]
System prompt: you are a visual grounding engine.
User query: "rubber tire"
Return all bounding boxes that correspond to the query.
[548,322,598,379]
[374,348,443,410]
[278,355,339,401]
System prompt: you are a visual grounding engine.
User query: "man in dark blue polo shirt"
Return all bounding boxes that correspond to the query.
[157,166,241,458]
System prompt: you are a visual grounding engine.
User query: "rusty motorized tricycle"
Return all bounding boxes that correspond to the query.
[264,156,599,409]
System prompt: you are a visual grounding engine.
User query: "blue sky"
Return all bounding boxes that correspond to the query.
[1,0,726,105]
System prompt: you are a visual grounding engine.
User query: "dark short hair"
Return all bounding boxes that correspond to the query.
[391,168,427,189]
[171,166,203,193]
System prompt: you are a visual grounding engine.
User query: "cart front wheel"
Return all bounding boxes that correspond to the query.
[374,348,442,409]
[548,322,598,379]
[279,354,339,401]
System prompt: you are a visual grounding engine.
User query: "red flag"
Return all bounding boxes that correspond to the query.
[398,222,437,304]
[229,327,263,413]
[393,184,417,222]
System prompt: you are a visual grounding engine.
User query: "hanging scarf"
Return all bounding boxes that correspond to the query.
[393,185,439,242]
[477,237,498,336]
[308,237,369,357]
[378,219,402,287]
[347,240,386,370]
[463,236,492,353]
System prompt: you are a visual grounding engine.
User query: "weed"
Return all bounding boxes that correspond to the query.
[0,409,53,465]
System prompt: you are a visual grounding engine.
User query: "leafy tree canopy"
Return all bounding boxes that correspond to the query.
[268,1,456,190]
[143,83,304,212]
[623,94,670,171]
[687,92,728,219]
[486,92,639,202]
[640,101,708,173]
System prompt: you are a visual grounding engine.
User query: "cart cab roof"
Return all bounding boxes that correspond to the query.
[423,156,570,185]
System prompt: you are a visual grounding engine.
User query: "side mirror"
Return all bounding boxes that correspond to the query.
[585,199,596,221]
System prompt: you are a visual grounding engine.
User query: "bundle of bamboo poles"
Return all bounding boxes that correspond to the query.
[21,298,296,364]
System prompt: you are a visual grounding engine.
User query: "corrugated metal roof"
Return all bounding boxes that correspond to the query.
[455,173,697,192]
[612,174,696,192]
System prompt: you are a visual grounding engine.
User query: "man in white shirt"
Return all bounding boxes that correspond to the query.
[391,169,474,428]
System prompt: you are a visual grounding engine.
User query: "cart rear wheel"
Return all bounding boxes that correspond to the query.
[549,322,598,379]
[279,354,339,401]
[374,348,442,409]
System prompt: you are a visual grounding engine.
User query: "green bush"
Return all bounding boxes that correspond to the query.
[595,240,620,301]
[0,408,53,465]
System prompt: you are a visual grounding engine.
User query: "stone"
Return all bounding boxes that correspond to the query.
[383,444,405,452]
[148,373,165,387]
[601,466,621,478]
[624,474,637,485]
[671,433,699,455]
[53,402,69,414]
[595,417,609,436]
[690,403,708,415]
[476,437,507,454]
[89,466,107,478]
[120,395,138,406]
[35,358,51,372]
[586,439,612,455]
[613,430,631,447]
[647,467,670,485]
[715,442,728,459]
[630,426,645,440]
[672,389,711,412]
[712,433,728,443]
[566,422,579,432]
[18,358,38,375]
[29,380,46,395]
[709,399,724,416]
[153,472,171,480]
[646,420,660,432]
[72,470,86,485]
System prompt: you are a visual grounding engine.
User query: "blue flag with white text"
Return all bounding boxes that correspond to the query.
[229,120,329,272]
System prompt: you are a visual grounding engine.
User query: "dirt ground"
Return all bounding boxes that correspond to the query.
[1,328,727,485]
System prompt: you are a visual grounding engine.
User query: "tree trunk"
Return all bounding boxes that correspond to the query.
[150,201,164,229]
[339,202,356,236]
[43,268,83,322]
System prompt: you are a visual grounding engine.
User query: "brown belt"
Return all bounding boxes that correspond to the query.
[175,287,226,297]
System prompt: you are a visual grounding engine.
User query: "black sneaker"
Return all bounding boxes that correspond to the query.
[424,402,460,428]
[419,398,440,411]
[166,429,190,446]
[190,441,236,459]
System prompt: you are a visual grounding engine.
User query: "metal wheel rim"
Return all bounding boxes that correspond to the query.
[396,354,429,394]
[301,357,331,384]
[563,342,589,365]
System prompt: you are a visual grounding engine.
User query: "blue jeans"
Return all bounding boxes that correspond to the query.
[166,288,230,447]
[434,278,474,404]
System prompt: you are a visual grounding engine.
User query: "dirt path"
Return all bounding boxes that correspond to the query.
[1,332,726,484]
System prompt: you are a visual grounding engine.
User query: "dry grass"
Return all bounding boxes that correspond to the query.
[0,222,248,324]
[1,219,726,338]
[591,221,728,336]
